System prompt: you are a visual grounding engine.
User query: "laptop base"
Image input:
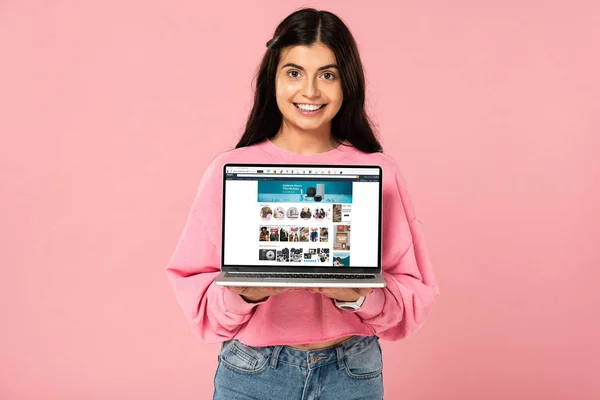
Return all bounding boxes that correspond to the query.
[213,271,386,288]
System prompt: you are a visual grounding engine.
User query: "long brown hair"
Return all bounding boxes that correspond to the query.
[235,8,383,153]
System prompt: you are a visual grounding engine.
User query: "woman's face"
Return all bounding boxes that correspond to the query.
[275,43,343,134]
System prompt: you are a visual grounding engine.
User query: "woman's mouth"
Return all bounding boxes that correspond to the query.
[294,103,326,116]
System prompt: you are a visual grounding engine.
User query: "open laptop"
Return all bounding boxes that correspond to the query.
[213,163,386,288]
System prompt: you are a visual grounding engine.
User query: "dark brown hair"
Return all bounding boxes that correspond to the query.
[235,8,382,153]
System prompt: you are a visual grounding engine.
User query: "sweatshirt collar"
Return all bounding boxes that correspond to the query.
[257,138,355,164]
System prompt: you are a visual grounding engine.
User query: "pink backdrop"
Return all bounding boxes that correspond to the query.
[1,1,598,399]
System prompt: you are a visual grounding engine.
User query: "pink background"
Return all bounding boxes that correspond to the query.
[1,0,598,399]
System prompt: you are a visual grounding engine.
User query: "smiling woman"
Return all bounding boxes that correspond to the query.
[166,7,439,400]
[275,46,343,133]
[236,8,382,155]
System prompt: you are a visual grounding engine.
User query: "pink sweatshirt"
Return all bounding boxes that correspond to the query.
[165,139,439,347]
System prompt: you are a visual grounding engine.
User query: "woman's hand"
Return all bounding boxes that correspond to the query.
[307,287,373,302]
[227,286,292,303]
[227,286,373,303]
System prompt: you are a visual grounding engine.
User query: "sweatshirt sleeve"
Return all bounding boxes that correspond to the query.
[165,157,266,343]
[353,162,440,340]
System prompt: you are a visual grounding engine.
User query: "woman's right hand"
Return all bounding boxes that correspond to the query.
[227,286,292,303]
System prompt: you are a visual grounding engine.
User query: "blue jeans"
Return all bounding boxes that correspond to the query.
[213,335,384,400]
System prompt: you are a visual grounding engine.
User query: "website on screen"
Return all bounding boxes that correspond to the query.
[223,166,380,268]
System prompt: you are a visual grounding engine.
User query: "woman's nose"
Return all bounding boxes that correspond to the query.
[302,78,320,98]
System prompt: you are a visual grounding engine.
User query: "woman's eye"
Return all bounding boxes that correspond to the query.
[286,70,335,80]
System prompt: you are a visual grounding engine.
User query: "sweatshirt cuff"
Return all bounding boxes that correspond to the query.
[355,288,386,320]
[221,286,267,314]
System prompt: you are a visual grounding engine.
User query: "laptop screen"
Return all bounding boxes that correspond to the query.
[221,164,382,271]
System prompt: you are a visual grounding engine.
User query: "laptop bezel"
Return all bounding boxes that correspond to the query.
[221,162,383,274]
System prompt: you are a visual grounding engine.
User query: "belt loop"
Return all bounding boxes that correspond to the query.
[335,345,345,370]
[270,346,283,369]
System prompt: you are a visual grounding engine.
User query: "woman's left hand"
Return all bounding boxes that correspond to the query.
[307,287,373,302]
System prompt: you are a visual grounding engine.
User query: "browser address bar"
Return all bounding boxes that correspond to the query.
[235,174,358,178]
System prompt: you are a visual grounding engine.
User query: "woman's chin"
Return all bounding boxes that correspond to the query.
[290,120,328,132]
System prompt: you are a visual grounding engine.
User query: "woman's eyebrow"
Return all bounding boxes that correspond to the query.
[281,63,339,71]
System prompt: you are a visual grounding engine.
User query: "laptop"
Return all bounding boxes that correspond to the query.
[213,163,386,288]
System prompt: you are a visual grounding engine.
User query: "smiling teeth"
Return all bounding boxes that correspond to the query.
[296,104,323,111]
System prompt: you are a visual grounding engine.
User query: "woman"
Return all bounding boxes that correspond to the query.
[166,8,439,400]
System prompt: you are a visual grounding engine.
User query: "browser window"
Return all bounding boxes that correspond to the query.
[223,165,381,268]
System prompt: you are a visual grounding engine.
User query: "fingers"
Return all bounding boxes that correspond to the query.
[269,287,290,295]
[228,286,371,296]
[227,286,246,295]
[311,287,373,297]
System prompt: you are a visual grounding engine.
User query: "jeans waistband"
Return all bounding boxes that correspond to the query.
[268,335,379,370]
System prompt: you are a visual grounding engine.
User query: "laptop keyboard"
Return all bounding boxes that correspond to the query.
[225,273,375,279]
